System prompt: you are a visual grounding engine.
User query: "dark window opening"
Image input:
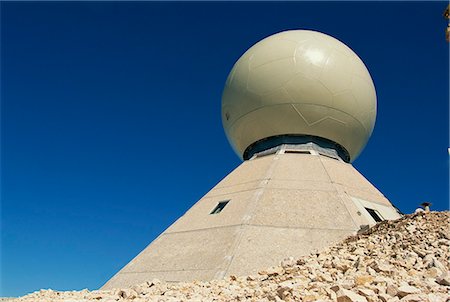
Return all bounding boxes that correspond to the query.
[318,153,340,160]
[365,207,383,222]
[210,200,229,214]
[284,150,310,154]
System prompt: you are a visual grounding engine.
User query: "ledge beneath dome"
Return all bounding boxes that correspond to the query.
[243,135,350,162]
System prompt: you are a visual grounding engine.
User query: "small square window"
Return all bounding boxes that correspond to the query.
[210,200,229,215]
[365,207,383,222]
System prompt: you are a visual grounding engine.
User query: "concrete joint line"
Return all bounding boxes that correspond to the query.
[164,223,245,235]
[207,187,261,198]
[120,268,214,274]
[318,157,360,230]
[214,179,268,189]
[163,223,357,236]
[245,223,357,232]
[220,155,281,278]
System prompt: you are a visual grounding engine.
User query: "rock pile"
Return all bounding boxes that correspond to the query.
[13,211,450,302]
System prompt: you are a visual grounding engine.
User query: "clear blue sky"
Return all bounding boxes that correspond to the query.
[1,1,448,297]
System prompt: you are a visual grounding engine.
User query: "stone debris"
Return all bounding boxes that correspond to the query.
[10,211,450,302]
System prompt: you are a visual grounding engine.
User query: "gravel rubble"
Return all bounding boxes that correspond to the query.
[10,211,450,302]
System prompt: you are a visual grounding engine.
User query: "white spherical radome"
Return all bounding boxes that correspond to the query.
[222,30,377,162]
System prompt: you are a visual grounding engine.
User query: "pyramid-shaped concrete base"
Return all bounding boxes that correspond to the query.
[103,149,400,289]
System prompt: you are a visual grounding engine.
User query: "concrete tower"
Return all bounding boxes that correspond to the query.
[103,30,401,289]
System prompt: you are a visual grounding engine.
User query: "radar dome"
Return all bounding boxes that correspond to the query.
[222,30,377,162]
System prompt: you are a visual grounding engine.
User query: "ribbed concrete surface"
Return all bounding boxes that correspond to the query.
[102,152,400,289]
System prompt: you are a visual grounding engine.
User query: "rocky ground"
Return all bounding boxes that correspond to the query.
[10,211,450,302]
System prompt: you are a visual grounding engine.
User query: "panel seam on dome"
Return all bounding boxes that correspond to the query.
[226,102,370,140]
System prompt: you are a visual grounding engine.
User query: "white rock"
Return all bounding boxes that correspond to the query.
[336,288,368,302]
[396,285,420,298]
[436,271,450,286]
[281,257,296,269]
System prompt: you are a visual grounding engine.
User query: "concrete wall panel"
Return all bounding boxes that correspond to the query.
[250,189,358,230]
[166,190,259,233]
[270,154,330,182]
[120,227,239,273]
[214,156,274,188]
[320,157,380,193]
[226,225,353,276]
[266,179,335,191]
